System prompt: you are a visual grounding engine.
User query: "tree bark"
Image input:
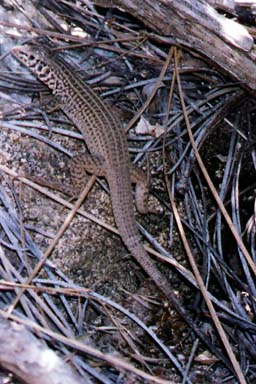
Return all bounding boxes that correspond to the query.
[93,0,256,92]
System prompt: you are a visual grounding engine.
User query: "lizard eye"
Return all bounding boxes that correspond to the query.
[23,53,38,68]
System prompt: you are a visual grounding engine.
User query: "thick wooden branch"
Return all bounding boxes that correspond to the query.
[0,316,84,384]
[94,0,256,91]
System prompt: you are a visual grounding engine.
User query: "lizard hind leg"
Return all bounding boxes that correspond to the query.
[71,155,151,214]
[130,165,150,214]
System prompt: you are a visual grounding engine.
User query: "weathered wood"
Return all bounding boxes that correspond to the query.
[0,316,85,384]
[93,0,256,91]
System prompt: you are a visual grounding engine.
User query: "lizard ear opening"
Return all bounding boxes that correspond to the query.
[28,54,35,61]
[36,62,43,72]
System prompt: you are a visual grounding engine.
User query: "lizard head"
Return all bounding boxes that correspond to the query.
[12,45,60,91]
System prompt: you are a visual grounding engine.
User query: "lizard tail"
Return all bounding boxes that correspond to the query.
[125,236,174,301]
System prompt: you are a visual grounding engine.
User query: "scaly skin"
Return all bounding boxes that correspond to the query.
[12,45,174,301]
[11,45,234,372]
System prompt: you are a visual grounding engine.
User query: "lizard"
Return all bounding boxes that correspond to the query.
[11,44,175,304]
[10,45,240,374]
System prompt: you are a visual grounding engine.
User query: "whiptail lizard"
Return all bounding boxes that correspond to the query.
[12,44,175,303]
[9,45,240,379]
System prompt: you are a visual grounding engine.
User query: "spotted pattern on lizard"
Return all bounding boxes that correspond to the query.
[12,44,174,302]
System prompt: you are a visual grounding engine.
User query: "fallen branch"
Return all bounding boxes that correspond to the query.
[0,315,84,384]
[93,0,256,91]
